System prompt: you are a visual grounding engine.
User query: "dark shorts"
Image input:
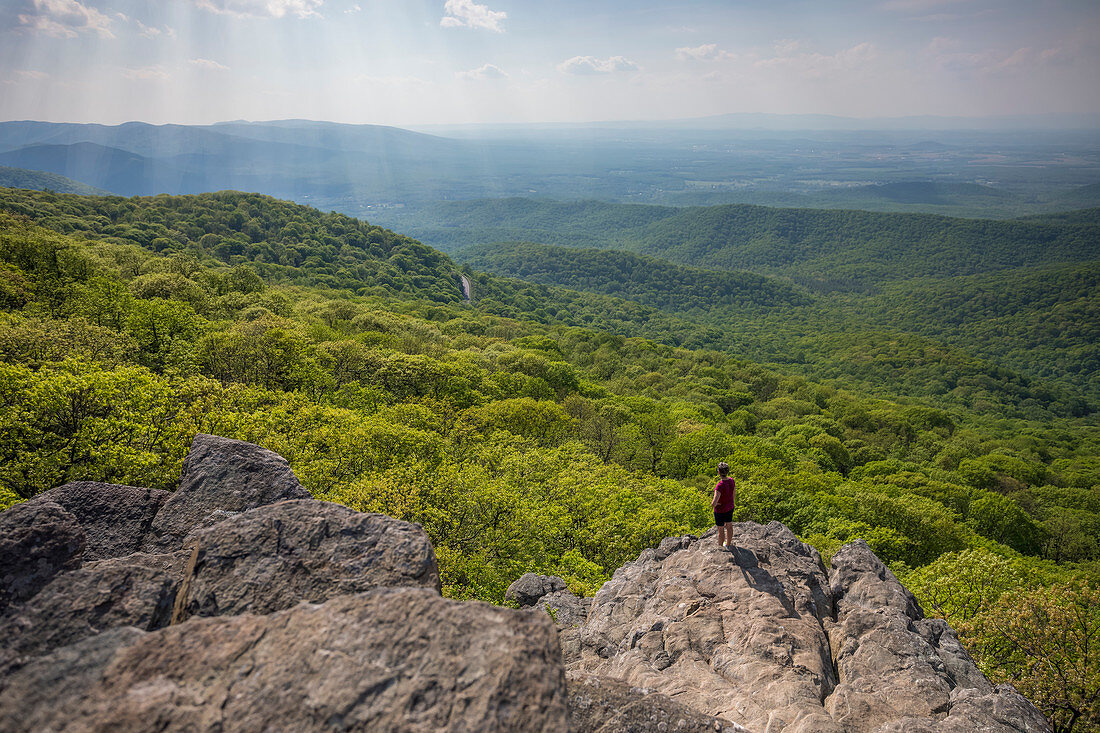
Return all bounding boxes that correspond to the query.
[714,510,733,525]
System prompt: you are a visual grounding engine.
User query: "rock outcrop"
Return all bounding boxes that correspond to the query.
[0,434,570,731]
[563,522,1050,733]
[825,540,1049,733]
[0,588,567,733]
[143,433,311,553]
[563,522,838,731]
[507,572,592,629]
[0,499,84,612]
[0,551,187,677]
[566,670,745,733]
[33,481,169,561]
[507,572,569,606]
[174,498,441,620]
[0,435,1051,732]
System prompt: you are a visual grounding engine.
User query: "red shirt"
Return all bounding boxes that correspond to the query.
[714,477,736,512]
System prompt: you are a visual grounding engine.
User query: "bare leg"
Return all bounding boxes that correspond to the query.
[722,522,734,548]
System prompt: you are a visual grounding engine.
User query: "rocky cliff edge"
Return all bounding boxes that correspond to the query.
[0,435,1050,732]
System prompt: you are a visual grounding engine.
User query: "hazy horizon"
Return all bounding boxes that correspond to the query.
[4,111,1100,131]
[2,0,1099,127]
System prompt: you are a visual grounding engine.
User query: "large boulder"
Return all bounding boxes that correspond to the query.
[507,572,591,629]
[566,524,1051,733]
[566,671,744,733]
[934,684,1053,732]
[824,540,1051,733]
[143,434,311,553]
[174,499,440,620]
[0,626,147,717]
[35,481,169,561]
[0,587,570,732]
[565,522,841,732]
[0,551,187,680]
[507,573,568,606]
[0,500,84,613]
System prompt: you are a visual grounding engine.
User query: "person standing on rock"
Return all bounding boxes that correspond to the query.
[712,461,736,549]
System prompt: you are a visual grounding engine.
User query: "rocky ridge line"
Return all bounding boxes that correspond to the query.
[552,521,1049,732]
[1,434,1051,732]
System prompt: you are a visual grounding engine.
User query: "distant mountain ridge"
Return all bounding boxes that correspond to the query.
[3,120,1097,218]
[375,197,1100,286]
[0,120,457,158]
[0,166,108,195]
[0,120,475,200]
[678,111,1100,131]
[0,142,177,196]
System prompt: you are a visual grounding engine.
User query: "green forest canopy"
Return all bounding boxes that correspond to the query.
[1,187,1099,729]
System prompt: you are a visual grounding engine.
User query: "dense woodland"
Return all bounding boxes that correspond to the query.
[404,199,1100,410]
[1,188,1099,730]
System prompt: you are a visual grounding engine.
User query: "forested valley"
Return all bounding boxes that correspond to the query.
[384,198,1100,408]
[1,187,1099,727]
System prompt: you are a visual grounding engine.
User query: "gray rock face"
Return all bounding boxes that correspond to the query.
[565,523,1050,733]
[35,481,169,561]
[175,499,441,620]
[0,551,187,679]
[825,540,1050,733]
[566,522,840,732]
[507,572,568,606]
[567,671,745,733]
[935,684,1052,732]
[0,626,147,721]
[143,434,311,552]
[538,590,592,629]
[507,572,591,629]
[0,588,570,733]
[0,500,84,613]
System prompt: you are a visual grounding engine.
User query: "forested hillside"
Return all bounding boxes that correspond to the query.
[654,180,1100,219]
[0,166,108,196]
[629,204,1100,285]
[455,241,812,310]
[1,187,1098,727]
[393,199,1100,410]
[383,197,1100,284]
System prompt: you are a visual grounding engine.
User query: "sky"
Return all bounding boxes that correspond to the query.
[1,0,1099,126]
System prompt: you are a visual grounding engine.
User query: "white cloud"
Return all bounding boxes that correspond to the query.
[344,3,360,12]
[190,58,230,71]
[926,42,1071,75]
[2,69,51,85]
[558,55,639,75]
[136,20,160,37]
[675,44,732,62]
[1038,47,1070,65]
[440,0,505,32]
[123,65,170,80]
[193,0,323,19]
[754,42,877,79]
[926,36,959,54]
[456,63,508,80]
[773,39,801,56]
[16,0,114,38]
[134,19,174,37]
